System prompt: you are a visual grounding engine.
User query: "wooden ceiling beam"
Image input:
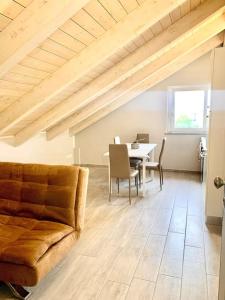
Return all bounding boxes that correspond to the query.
[13,0,225,143]
[67,35,223,136]
[44,12,225,140]
[0,0,90,77]
[0,0,186,135]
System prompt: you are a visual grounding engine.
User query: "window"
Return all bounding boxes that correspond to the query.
[167,86,209,134]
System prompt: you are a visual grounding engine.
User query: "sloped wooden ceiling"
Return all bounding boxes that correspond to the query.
[0,0,224,145]
[0,0,32,31]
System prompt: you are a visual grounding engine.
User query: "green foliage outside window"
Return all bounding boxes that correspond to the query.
[175,114,200,128]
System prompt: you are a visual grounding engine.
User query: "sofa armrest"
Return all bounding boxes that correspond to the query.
[75,167,89,234]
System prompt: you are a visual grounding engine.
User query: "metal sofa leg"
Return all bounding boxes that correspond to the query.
[5,282,31,300]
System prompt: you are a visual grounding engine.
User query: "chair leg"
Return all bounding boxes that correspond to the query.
[129,178,131,205]
[109,178,112,201]
[136,175,139,196]
[117,178,120,194]
[159,168,162,191]
[161,167,164,184]
[139,168,141,187]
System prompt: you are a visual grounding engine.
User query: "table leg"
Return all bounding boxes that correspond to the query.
[142,156,146,197]
[150,149,155,180]
[108,158,112,194]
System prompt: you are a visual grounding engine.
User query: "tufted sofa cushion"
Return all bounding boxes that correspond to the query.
[0,163,80,228]
[0,214,74,267]
[0,162,89,287]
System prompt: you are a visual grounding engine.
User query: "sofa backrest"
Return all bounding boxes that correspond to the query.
[0,162,89,230]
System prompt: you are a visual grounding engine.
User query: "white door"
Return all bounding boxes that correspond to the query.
[214,177,225,300]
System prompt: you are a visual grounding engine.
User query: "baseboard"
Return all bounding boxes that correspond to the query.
[206,216,222,226]
[164,168,200,174]
[76,164,200,174]
[74,164,108,168]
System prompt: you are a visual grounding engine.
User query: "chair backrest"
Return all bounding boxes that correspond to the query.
[109,144,130,179]
[114,136,121,144]
[136,133,149,143]
[159,137,166,165]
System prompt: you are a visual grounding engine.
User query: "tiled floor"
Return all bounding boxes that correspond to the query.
[0,167,221,299]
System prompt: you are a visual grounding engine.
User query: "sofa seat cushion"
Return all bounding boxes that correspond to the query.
[0,214,74,267]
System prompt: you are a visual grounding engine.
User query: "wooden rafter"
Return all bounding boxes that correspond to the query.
[67,35,223,136]
[13,0,225,144]
[44,12,225,140]
[0,0,186,136]
[0,0,90,77]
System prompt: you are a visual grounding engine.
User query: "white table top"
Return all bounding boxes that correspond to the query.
[127,143,157,158]
[104,143,157,158]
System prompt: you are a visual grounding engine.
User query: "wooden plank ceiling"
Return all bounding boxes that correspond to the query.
[0,0,224,145]
[0,0,32,31]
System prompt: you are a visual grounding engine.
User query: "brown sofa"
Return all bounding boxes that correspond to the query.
[0,162,89,299]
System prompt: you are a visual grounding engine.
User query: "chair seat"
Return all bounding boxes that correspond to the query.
[130,169,139,178]
[129,158,142,168]
[142,161,159,169]
[0,214,74,267]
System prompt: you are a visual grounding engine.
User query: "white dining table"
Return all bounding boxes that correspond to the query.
[104,143,157,197]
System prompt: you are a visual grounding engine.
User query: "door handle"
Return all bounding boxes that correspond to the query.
[214,176,225,189]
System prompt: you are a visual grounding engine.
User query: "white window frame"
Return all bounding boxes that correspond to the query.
[166,85,209,135]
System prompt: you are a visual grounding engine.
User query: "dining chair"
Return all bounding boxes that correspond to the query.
[113,136,142,183]
[136,133,150,143]
[135,133,150,178]
[141,137,166,190]
[109,144,139,204]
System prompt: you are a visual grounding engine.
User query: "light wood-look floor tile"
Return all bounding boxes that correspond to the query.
[132,208,157,237]
[108,206,143,246]
[153,274,181,300]
[108,236,147,284]
[73,244,123,299]
[185,215,204,248]
[160,232,185,278]
[169,207,187,234]
[126,278,155,300]
[135,234,166,281]
[173,175,189,209]
[181,246,207,300]
[187,183,204,217]
[97,281,128,300]
[150,208,173,235]
[31,255,100,300]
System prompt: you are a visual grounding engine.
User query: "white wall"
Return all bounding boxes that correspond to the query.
[0,132,73,165]
[206,48,225,219]
[75,52,211,171]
